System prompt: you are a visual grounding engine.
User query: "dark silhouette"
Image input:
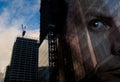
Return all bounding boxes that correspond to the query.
[21,24,26,37]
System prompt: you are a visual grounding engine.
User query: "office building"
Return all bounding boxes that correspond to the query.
[4,37,39,82]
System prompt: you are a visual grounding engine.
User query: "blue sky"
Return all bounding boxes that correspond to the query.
[0,0,40,30]
[0,0,40,72]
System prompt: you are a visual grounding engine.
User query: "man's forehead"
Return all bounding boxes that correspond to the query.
[80,0,120,15]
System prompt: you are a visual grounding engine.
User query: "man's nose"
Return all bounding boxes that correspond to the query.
[111,41,120,55]
[110,27,120,56]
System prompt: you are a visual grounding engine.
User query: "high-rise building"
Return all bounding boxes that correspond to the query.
[40,0,79,82]
[40,0,75,82]
[4,37,39,82]
[40,0,59,81]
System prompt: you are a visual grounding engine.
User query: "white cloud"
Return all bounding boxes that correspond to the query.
[0,8,10,28]
[0,27,19,72]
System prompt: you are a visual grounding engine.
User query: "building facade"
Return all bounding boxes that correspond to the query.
[4,37,39,82]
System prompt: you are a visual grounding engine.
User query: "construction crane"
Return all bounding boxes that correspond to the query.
[21,24,26,37]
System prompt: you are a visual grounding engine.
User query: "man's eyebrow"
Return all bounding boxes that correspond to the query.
[85,10,113,18]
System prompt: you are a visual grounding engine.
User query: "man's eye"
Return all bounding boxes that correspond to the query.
[88,19,110,31]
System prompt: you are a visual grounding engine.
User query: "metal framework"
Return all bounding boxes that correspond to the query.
[48,25,58,82]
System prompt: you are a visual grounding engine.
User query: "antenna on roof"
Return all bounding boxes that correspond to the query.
[21,24,26,37]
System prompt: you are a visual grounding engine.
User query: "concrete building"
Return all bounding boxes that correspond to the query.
[39,38,49,67]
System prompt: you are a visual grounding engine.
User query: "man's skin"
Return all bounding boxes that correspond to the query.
[58,0,120,82]
[80,0,120,82]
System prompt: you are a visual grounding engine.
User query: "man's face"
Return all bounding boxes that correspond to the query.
[64,0,120,79]
[79,0,120,64]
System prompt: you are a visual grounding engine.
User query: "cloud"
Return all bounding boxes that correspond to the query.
[0,0,40,72]
[0,8,10,28]
[0,27,19,72]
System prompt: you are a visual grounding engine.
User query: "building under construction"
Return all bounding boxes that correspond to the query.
[40,0,76,82]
